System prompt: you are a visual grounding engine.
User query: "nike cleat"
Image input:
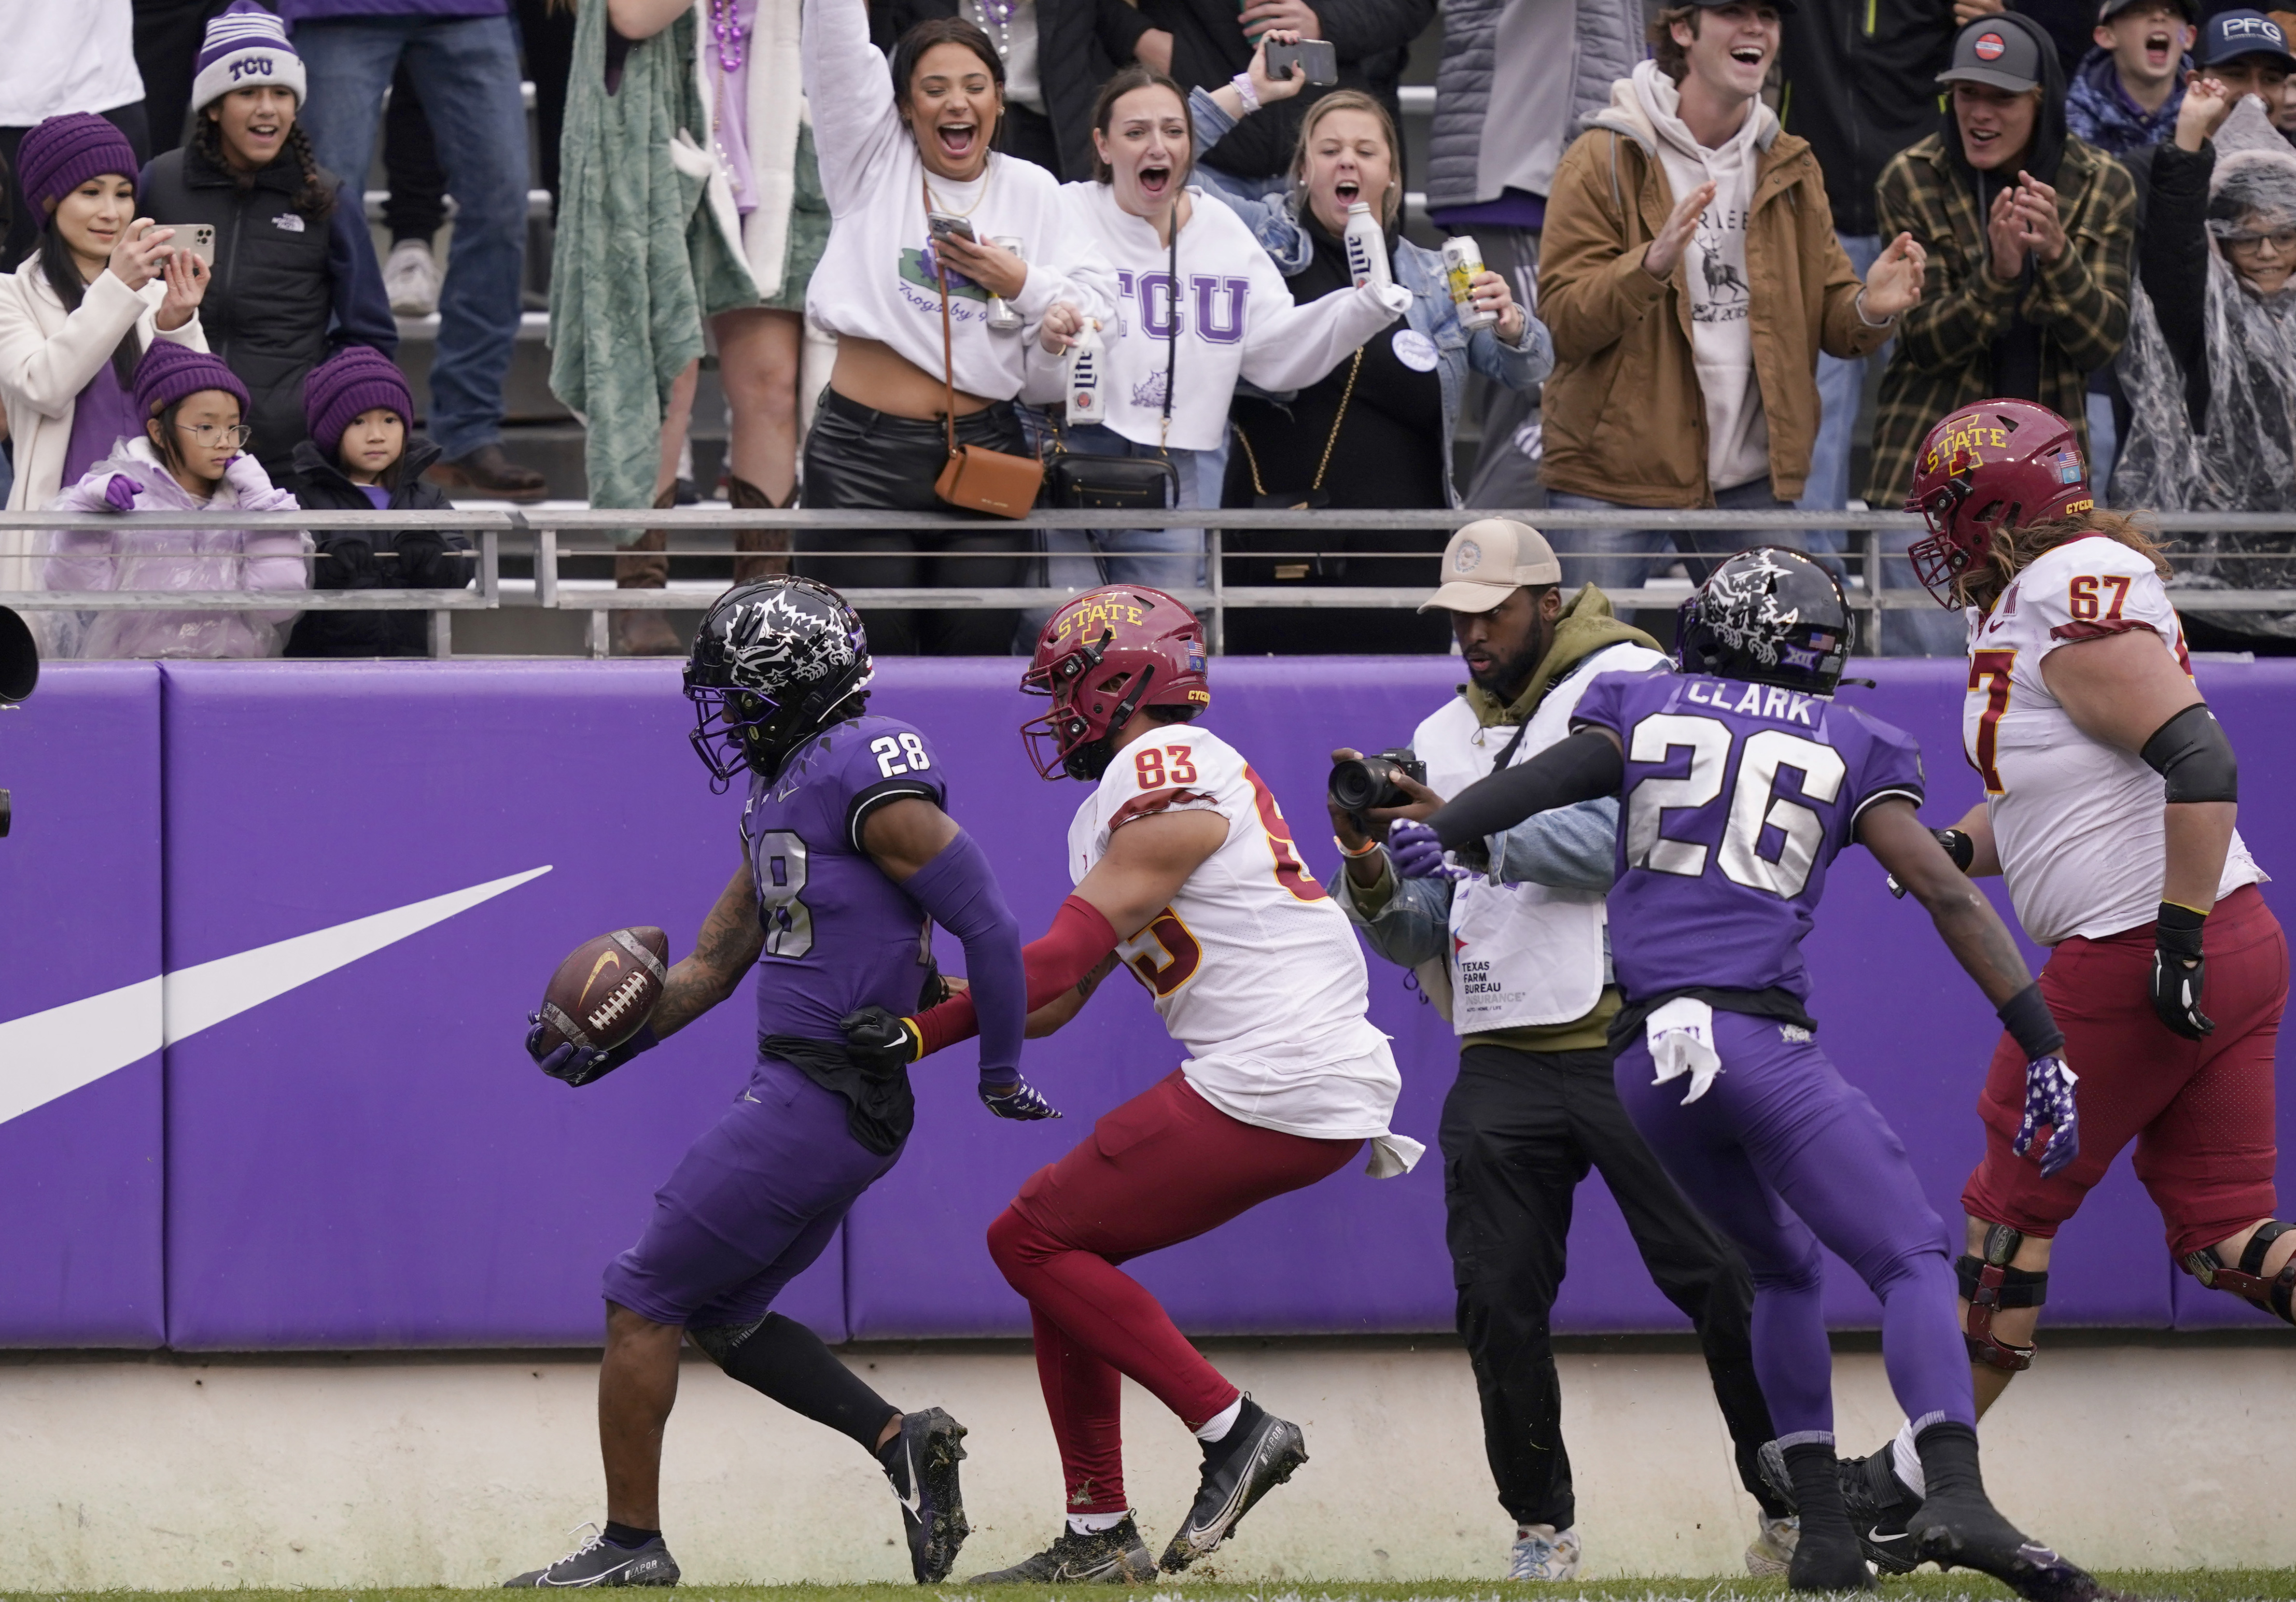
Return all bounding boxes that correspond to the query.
[968,1516,1158,1584]
[1158,1396,1307,1573]
[1910,1495,2110,1602]
[881,1405,970,1583]
[1744,1514,1799,1577]
[503,1525,679,1588]
[1758,1439,1920,1575]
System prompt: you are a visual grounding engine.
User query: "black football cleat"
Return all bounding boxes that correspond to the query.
[968,1516,1158,1584]
[880,1405,970,1583]
[503,1526,679,1588]
[1759,1438,1921,1576]
[1909,1422,2109,1602]
[1158,1396,1307,1573]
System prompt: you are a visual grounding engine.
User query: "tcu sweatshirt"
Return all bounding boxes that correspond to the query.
[1034,182,1409,452]
[802,0,1116,400]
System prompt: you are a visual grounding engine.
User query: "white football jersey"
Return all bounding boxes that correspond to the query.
[1963,535,2263,945]
[1070,725,1419,1171]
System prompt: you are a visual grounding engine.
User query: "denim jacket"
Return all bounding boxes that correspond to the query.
[1188,88,1555,506]
[1324,798,1619,971]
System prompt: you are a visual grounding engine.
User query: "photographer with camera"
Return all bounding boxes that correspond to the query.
[1324,519,1792,1581]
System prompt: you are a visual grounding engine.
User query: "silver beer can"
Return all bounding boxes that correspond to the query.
[987,235,1026,332]
[1443,235,1498,331]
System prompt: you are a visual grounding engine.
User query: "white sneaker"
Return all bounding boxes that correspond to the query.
[1745,1513,1799,1576]
[1507,1524,1582,1580]
[385,238,441,318]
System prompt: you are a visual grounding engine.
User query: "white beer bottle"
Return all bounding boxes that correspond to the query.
[1064,318,1106,424]
[1343,201,1393,292]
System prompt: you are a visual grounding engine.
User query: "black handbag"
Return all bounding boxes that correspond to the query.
[1047,220,1182,512]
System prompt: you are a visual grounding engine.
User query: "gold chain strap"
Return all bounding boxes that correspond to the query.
[1232,345,1362,500]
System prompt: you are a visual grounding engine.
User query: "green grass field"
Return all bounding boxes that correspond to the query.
[12,1579,2296,1602]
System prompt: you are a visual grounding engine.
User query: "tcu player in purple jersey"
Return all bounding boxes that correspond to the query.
[504,577,1041,1589]
[1391,550,2102,1600]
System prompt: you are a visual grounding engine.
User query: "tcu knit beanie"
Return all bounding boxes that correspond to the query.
[134,341,252,422]
[15,114,140,231]
[192,2,305,115]
[305,346,414,452]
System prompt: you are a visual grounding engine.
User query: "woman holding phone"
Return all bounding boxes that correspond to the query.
[798,0,1116,654]
[0,113,212,601]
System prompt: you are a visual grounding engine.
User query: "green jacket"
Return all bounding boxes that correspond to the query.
[1865,132,2135,509]
[549,2,758,515]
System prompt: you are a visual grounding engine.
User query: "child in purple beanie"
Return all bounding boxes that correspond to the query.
[41,341,309,660]
[283,344,470,657]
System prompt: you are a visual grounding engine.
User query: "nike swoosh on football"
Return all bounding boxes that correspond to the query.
[0,865,552,1129]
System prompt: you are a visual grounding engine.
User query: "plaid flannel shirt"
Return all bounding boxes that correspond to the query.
[1864,133,2136,509]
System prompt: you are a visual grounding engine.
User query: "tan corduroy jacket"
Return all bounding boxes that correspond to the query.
[1537,79,1891,507]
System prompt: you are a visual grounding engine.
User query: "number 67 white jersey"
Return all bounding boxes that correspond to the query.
[1070,725,1419,1170]
[1961,534,2261,946]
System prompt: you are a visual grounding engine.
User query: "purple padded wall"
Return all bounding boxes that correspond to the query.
[6,654,2285,1349]
[158,662,841,1350]
[0,663,165,1347]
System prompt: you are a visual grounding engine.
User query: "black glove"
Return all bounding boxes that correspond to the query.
[525,1013,658,1087]
[2150,901,2215,1039]
[394,531,470,589]
[840,1005,922,1073]
[979,1074,1061,1121]
[1886,827,1976,899]
[317,535,380,590]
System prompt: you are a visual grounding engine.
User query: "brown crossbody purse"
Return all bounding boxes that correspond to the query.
[928,180,1044,519]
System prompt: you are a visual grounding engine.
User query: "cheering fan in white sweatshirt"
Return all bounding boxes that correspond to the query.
[799,0,1116,653]
[1022,65,1410,640]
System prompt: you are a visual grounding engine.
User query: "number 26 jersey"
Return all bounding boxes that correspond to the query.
[1962,534,2261,946]
[1572,667,1927,1008]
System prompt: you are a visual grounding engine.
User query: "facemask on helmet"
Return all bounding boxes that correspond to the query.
[685,577,874,790]
[1019,586,1210,780]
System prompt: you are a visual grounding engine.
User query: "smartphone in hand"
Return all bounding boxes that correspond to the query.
[926,212,979,244]
[1265,38,1338,85]
[161,224,217,267]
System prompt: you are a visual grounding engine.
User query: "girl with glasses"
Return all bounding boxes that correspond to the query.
[42,343,309,660]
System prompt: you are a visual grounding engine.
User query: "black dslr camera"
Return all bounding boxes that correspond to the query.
[1329,746,1427,815]
[0,604,40,839]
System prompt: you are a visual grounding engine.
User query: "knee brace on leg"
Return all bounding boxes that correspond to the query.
[2180,1220,2296,1326]
[1958,1224,2047,1373]
[688,1317,766,1367]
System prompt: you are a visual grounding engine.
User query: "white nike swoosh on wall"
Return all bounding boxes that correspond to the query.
[0,865,552,1130]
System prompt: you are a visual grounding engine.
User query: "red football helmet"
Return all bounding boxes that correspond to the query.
[1904,399,2094,605]
[1021,585,1210,780]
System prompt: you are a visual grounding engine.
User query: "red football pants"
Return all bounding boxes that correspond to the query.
[1963,885,2288,1257]
[985,1069,1361,1514]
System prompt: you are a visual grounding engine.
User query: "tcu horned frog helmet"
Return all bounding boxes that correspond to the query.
[684,576,874,788]
[1021,585,1210,780]
[1677,547,1855,696]
[1905,399,2092,604]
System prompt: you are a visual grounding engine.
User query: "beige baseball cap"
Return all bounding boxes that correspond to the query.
[1419,519,1564,614]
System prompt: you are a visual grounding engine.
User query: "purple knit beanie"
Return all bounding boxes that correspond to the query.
[133,341,252,423]
[16,114,140,231]
[304,346,414,455]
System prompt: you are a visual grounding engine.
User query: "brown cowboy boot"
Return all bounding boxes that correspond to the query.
[613,484,686,656]
[728,474,794,585]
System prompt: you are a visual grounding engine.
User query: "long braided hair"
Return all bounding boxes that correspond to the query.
[196,108,336,220]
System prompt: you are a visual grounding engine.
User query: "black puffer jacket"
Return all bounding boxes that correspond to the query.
[137,141,398,477]
[283,434,473,658]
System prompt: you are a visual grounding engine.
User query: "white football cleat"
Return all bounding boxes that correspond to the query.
[1508,1523,1582,1580]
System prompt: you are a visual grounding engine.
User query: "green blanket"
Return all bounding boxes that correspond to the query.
[548,1,758,517]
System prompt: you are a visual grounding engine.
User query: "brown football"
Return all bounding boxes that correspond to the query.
[535,927,671,1054]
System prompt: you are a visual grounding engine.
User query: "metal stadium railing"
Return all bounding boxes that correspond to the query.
[3,506,2294,659]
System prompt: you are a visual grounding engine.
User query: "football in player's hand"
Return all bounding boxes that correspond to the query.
[533,927,670,1054]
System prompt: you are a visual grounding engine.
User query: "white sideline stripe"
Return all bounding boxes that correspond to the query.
[0,865,553,1129]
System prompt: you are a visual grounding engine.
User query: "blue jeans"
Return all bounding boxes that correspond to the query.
[1016,424,1217,646]
[1546,477,1806,593]
[294,16,529,460]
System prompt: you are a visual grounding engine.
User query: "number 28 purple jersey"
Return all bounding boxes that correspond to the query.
[1570,669,1927,1008]
[741,715,947,1043]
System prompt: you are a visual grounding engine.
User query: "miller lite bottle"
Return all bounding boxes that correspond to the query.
[1064,319,1106,424]
[1342,202,1393,293]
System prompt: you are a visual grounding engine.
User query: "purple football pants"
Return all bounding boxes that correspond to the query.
[1614,1011,1975,1440]
[602,1056,899,1327]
